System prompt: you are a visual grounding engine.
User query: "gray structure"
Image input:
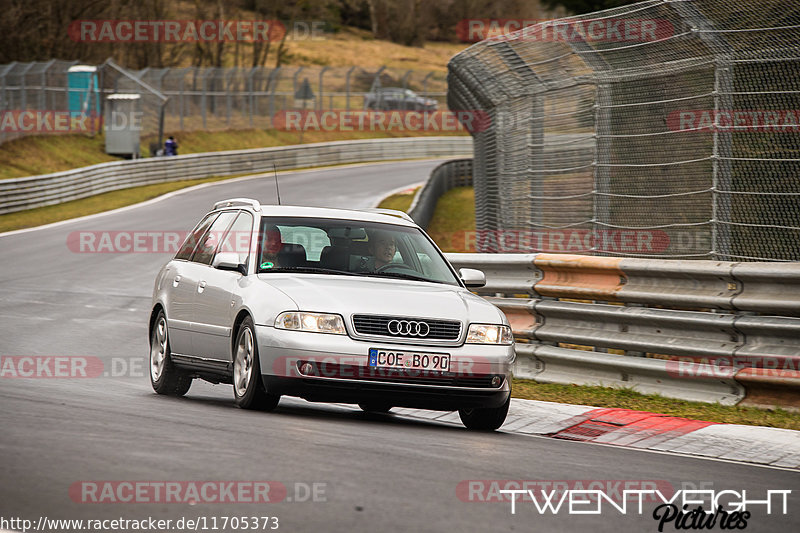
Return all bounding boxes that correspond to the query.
[104,94,141,158]
[448,0,800,261]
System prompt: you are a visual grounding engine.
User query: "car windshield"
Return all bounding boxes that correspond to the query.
[256,217,460,286]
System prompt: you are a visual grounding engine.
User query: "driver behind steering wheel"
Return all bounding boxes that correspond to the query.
[358,229,396,272]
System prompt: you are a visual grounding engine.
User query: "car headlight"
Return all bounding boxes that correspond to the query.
[466,324,514,345]
[275,312,346,335]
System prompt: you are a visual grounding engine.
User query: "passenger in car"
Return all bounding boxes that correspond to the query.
[259,225,307,270]
[259,225,283,270]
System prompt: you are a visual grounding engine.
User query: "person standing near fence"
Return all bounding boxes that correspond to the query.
[164,136,178,156]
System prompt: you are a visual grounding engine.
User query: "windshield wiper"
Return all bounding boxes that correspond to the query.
[365,271,447,284]
[260,266,360,276]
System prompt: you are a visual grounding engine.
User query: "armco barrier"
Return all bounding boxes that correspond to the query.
[445,253,800,409]
[534,254,625,302]
[448,253,539,296]
[731,263,800,317]
[0,137,473,215]
[407,158,472,228]
[734,369,800,410]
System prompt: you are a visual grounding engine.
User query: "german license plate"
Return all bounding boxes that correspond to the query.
[368,348,450,372]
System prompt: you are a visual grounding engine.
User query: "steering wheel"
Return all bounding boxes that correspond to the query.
[376,262,417,274]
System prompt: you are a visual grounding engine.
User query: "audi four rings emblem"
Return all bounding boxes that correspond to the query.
[387,320,430,337]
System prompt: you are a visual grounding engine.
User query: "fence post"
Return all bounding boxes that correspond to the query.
[712,61,733,260]
[19,62,35,111]
[202,68,214,129]
[179,69,186,131]
[247,67,257,127]
[0,62,15,145]
[669,0,735,261]
[0,62,16,112]
[370,66,386,93]
[40,59,55,110]
[225,69,233,126]
[421,71,433,104]
[267,67,282,127]
[156,69,168,134]
[400,70,412,110]
[318,66,329,111]
[292,67,304,98]
[345,66,355,111]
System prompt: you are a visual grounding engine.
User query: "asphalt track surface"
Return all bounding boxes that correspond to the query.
[0,159,798,533]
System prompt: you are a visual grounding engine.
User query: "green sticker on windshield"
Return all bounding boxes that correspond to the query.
[260,261,274,270]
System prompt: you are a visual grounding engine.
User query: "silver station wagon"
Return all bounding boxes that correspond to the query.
[149,199,514,430]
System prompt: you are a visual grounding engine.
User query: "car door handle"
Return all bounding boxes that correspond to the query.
[197,281,207,294]
[172,275,181,287]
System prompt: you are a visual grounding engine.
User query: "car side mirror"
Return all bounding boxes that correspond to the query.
[459,268,486,288]
[212,252,246,275]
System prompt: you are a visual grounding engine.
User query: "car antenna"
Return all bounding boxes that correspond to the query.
[272,163,282,205]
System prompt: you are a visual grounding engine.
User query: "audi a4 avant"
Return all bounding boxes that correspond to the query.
[149,199,514,430]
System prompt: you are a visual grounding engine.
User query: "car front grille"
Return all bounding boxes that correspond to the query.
[297,361,503,388]
[352,314,461,341]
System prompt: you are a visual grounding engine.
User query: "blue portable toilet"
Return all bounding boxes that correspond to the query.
[67,65,100,116]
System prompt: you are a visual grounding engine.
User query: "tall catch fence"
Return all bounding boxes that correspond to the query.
[448,0,800,261]
[1,61,448,148]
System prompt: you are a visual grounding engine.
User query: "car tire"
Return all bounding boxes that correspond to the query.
[458,395,510,431]
[149,310,192,396]
[233,317,280,411]
[358,402,392,413]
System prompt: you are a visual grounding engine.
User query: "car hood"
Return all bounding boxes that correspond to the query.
[256,274,504,324]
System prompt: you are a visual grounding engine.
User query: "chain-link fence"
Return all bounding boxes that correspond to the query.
[1,60,448,150]
[448,0,800,261]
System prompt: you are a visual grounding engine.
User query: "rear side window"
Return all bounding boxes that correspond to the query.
[175,213,218,260]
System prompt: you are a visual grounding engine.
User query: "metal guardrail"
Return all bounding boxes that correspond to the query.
[445,252,800,409]
[0,137,473,215]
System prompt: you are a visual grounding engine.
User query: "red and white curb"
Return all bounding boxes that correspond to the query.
[392,399,800,469]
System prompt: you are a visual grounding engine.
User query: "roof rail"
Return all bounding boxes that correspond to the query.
[360,208,415,223]
[213,198,262,211]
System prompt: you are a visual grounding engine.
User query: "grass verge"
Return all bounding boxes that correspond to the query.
[376,187,418,212]
[513,380,799,430]
[378,185,800,430]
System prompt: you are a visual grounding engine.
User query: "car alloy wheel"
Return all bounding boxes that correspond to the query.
[233,317,280,411]
[149,310,192,396]
[234,326,254,397]
[150,315,168,383]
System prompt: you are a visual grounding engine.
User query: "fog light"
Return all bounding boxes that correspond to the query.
[300,362,315,376]
[491,375,502,387]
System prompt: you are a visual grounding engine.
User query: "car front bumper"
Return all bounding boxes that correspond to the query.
[255,325,514,410]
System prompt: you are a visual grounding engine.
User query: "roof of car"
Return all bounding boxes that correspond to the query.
[212,201,418,227]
